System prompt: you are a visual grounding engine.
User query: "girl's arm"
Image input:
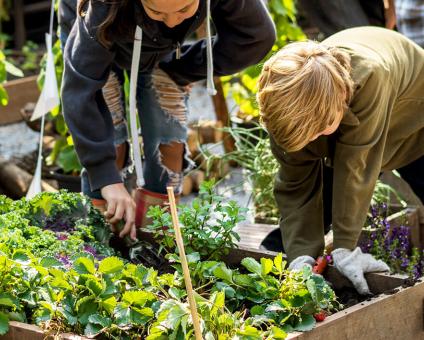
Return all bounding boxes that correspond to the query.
[61,1,119,192]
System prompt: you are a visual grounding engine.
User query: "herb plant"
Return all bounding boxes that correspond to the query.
[201,125,280,223]
[147,180,246,260]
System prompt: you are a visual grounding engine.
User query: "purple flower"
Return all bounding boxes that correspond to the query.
[56,254,71,267]
[401,257,410,269]
[83,244,98,256]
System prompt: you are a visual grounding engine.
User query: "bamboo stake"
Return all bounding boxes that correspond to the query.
[166,187,203,340]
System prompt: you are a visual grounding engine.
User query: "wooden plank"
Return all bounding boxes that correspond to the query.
[287,280,424,340]
[0,321,89,339]
[325,266,407,295]
[0,76,39,125]
[211,78,235,154]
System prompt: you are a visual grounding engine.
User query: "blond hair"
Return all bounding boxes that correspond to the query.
[257,41,354,152]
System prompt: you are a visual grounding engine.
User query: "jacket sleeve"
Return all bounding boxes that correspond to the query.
[331,67,394,250]
[58,0,77,38]
[159,0,276,85]
[271,137,326,262]
[61,1,121,191]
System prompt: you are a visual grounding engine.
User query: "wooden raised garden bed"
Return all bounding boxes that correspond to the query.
[1,205,422,339]
[1,239,420,340]
[287,279,424,340]
[0,76,39,125]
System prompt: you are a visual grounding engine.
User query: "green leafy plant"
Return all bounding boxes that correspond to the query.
[0,0,11,49]
[0,189,340,338]
[0,50,24,106]
[20,40,40,73]
[147,180,246,260]
[189,255,339,332]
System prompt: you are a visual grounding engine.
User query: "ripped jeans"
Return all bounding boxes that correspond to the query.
[82,67,193,199]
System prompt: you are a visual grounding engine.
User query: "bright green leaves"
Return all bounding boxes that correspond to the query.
[213,263,233,283]
[40,256,64,268]
[116,304,153,327]
[100,296,117,315]
[98,257,124,275]
[241,257,262,276]
[0,294,18,309]
[73,257,95,275]
[86,279,104,296]
[122,291,156,307]
[274,253,286,275]
[0,50,23,107]
[261,258,274,276]
[11,250,31,265]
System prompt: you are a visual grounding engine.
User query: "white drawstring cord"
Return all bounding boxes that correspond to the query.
[129,26,145,187]
[206,0,217,96]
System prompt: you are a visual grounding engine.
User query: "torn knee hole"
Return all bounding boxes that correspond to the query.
[159,142,184,173]
[152,69,187,125]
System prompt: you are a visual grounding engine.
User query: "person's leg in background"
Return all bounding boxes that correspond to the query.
[134,67,194,227]
[397,155,424,204]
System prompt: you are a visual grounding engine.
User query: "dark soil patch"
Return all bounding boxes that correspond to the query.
[109,234,171,273]
[334,287,374,309]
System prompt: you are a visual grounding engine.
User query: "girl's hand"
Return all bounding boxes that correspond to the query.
[101,183,137,240]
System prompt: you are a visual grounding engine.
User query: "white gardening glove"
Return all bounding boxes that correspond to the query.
[288,255,316,271]
[332,247,390,295]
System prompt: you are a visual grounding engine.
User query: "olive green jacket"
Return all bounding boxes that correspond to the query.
[271,27,424,261]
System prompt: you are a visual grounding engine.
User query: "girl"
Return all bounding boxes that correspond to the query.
[61,0,276,239]
[257,27,424,294]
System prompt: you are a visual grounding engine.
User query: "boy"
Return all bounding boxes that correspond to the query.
[257,27,424,294]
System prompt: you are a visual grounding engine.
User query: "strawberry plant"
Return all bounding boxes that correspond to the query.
[0,189,339,338]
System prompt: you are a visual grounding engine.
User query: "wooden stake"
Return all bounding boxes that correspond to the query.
[166,187,203,340]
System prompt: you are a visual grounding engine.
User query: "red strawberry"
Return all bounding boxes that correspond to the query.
[314,311,326,322]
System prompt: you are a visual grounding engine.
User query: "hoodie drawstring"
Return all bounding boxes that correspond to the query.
[206,0,217,95]
[129,26,145,187]
[129,1,216,186]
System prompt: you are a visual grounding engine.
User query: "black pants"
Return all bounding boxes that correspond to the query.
[323,155,424,229]
[298,0,385,37]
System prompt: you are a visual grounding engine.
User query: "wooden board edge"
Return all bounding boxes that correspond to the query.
[286,279,424,339]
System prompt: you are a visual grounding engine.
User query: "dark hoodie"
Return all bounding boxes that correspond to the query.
[61,0,276,191]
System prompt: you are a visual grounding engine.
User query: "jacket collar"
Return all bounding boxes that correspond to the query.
[341,107,360,126]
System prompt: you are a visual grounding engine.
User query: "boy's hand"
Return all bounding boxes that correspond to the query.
[101,183,137,240]
[332,247,390,295]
